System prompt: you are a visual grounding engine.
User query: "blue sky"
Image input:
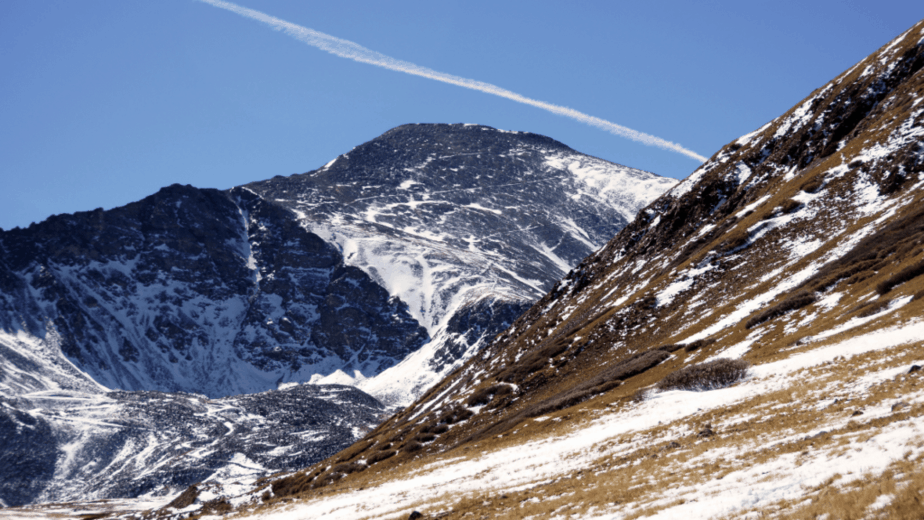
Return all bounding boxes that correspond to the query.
[1,1,922,231]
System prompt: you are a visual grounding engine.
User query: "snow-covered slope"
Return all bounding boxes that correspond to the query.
[0,185,426,398]
[0,329,387,507]
[174,19,924,520]
[247,124,676,404]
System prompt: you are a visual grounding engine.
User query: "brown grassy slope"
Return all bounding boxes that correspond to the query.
[263,18,924,504]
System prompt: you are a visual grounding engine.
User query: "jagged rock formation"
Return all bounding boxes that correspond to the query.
[0,184,427,397]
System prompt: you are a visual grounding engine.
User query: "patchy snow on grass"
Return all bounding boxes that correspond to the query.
[811,295,914,343]
[734,122,772,147]
[656,262,716,307]
[633,421,922,520]
[732,161,753,186]
[734,194,772,218]
[773,85,831,139]
[249,319,924,520]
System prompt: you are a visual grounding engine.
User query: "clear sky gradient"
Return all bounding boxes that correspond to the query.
[2,1,922,230]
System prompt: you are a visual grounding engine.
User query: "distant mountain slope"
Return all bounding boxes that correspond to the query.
[241,19,924,520]
[246,123,676,404]
[0,184,426,398]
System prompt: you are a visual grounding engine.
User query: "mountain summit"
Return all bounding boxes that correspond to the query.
[247,123,676,404]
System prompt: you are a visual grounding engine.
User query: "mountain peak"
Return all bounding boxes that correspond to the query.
[246,123,676,404]
[378,122,575,151]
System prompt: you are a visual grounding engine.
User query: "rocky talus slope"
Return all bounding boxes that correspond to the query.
[191,19,924,520]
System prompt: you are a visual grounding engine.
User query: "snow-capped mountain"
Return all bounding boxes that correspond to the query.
[0,125,672,404]
[216,20,924,520]
[246,123,676,404]
[0,125,674,508]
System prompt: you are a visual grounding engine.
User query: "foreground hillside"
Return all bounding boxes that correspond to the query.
[170,19,924,520]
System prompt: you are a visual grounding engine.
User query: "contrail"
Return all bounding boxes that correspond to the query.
[196,0,708,163]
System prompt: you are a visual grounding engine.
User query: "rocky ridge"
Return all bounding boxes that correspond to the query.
[0,184,427,398]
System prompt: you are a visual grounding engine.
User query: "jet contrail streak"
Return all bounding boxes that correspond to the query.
[196,0,708,163]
